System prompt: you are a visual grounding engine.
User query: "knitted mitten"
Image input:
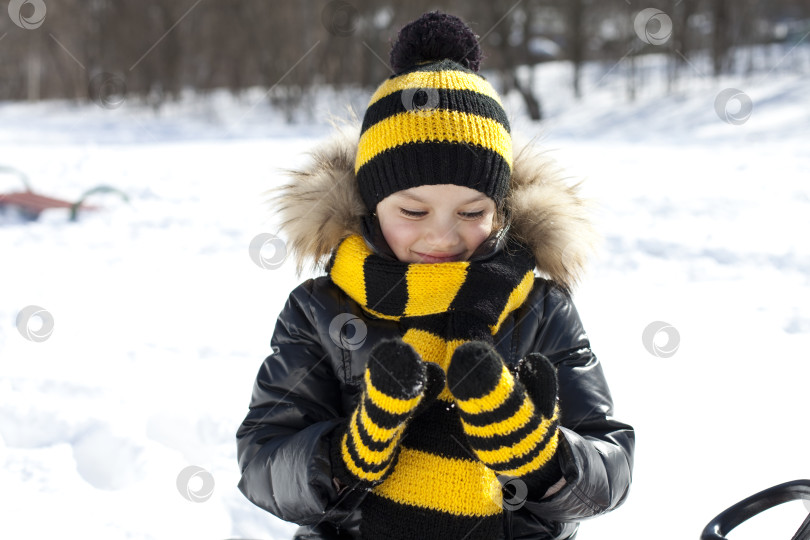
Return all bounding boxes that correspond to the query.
[447,341,563,495]
[330,339,444,488]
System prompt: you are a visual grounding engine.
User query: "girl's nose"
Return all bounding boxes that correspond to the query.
[424,217,460,250]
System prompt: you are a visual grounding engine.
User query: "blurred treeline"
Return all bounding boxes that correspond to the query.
[1,0,808,117]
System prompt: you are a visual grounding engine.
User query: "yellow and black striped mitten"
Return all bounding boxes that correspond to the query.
[447,341,563,495]
[330,339,443,489]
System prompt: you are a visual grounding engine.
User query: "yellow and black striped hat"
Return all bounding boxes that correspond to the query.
[355,13,512,212]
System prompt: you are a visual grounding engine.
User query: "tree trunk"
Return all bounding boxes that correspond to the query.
[711,0,732,76]
[512,69,542,121]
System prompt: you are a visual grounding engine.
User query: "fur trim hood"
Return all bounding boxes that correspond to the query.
[270,124,598,291]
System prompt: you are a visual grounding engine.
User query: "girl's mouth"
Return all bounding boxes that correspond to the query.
[413,251,465,263]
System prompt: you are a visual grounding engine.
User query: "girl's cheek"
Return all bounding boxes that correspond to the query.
[383,219,419,252]
[399,226,421,247]
[465,218,494,239]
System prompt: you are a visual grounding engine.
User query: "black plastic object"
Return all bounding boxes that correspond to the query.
[701,479,810,540]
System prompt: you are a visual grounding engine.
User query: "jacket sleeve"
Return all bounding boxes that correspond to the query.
[517,281,635,524]
[236,279,347,525]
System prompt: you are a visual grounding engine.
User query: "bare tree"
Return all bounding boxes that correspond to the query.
[567,0,586,99]
[0,0,807,111]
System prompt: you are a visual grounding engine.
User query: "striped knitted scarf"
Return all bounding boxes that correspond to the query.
[329,234,538,539]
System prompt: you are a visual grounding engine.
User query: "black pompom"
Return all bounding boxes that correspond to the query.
[390,11,482,75]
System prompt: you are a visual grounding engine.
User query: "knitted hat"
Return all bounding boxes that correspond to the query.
[355,11,512,213]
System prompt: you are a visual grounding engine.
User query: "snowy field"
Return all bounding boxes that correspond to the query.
[2,50,810,539]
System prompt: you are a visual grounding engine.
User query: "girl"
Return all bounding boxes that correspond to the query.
[237,11,634,540]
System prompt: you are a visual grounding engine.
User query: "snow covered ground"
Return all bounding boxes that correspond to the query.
[2,49,810,539]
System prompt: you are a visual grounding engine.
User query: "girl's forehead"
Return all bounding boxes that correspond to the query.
[389,185,491,204]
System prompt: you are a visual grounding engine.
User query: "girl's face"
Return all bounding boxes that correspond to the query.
[376,184,497,263]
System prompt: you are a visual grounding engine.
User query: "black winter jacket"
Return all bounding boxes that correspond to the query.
[236,273,634,539]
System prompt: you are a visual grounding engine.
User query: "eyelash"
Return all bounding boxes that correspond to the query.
[400,209,485,219]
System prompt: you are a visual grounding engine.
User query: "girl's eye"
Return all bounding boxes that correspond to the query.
[460,211,485,219]
[400,208,427,217]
